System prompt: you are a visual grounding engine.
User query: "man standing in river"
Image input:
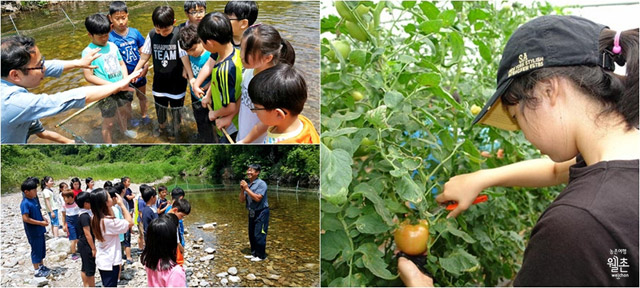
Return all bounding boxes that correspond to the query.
[239,164,269,262]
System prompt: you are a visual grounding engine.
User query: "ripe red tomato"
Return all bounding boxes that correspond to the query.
[394,220,429,256]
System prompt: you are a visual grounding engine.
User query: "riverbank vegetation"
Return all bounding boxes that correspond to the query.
[1,145,319,193]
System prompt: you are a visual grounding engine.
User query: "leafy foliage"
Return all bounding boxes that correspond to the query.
[320,1,565,286]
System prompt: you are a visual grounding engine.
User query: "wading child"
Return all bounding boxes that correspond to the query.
[141,215,186,287]
[133,6,193,137]
[178,1,206,28]
[156,185,169,215]
[236,24,295,143]
[82,13,137,143]
[248,63,319,143]
[71,177,83,198]
[114,182,133,264]
[179,25,214,142]
[21,177,51,278]
[61,189,81,260]
[75,192,96,287]
[41,176,60,238]
[108,1,150,127]
[167,198,191,267]
[198,12,243,142]
[141,185,158,242]
[85,177,94,193]
[192,1,258,104]
[90,188,134,287]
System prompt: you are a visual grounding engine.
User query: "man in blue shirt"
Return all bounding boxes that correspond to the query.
[1,35,141,143]
[239,164,269,261]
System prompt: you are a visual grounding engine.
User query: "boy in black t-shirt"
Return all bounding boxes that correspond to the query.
[75,192,96,287]
[133,6,194,137]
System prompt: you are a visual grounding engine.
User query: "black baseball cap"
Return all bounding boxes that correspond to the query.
[473,15,608,130]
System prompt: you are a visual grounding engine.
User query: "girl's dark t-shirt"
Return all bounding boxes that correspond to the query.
[515,155,639,286]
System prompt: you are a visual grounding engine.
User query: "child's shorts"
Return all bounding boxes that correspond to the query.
[78,243,96,276]
[50,209,60,227]
[122,228,131,248]
[98,91,132,118]
[132,76,147,88]
[27,234,46,264]
[66,214,79,240]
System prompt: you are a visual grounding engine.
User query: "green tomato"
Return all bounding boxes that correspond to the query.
[335,1,356,22]
[355,4,370,17]
[345,21,368,42]
[326,40,350,63]
[351,91,364,101]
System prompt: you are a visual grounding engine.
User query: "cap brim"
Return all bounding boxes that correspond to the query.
[472,78,520,131]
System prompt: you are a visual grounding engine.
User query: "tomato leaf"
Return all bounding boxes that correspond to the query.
[358,183,394,225]
[402,1,416,9]
[355,213,391,234]
[320,143,352,205]
[349,49,368,68]
[322,127,359,137]
[322,212,343,231]
[321,229,351,260]
[395,174,425,204]
[356,243,397,280]
[384,91,404,109]
[417,72,441,87]
[418,20,443,35]
[418,2,440,20]
[439,10,457,27]
[446,221,476,244]
[439,248,480,276]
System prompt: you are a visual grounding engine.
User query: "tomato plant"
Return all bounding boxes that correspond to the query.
[321,1,567,286]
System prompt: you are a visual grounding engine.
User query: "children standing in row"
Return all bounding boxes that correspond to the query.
[133,6,193,137]
[61,189,80,260]
[75,192,96,287]
[108,1,150,127]
[236,24,295,143]
[198,12,243,142]
[41,176,61,238]
[82,13,137,143]
[21,177,51,278]
[90,189,134,287]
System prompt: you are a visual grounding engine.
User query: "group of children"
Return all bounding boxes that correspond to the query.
[21,176,191,287]
[81,1,318,144]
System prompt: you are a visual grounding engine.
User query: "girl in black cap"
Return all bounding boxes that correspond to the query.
[400,15,638,287]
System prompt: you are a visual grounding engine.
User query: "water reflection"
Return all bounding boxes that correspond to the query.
[1,1,319,143]
[184,189,319,286]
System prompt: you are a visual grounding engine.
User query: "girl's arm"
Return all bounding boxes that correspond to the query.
[437,157,575,218]
[43,195,54,218]
[83,225,97,257]
[116,193,134,228]
[61,210,68,232]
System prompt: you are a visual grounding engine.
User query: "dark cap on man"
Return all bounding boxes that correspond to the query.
[473,15,608,131]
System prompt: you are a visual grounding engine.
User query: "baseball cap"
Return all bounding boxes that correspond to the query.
[473,15,609,130]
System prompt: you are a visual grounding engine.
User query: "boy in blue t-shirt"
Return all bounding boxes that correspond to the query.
[133,6,194,137]
[179,25,215,142]
[82,13,137,143]
[198,12,243,143]
[21,177,51,278]
[140,185,158,243]
[108,1,150,127]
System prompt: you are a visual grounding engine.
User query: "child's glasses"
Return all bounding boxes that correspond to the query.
[251,107,287,115]
[188,10,206,16]
[23,56,45,72]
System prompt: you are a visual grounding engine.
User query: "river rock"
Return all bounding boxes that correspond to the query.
[197,237,204,243]
[192,244,203,249]
[122,271,134,280]
[30,277,48,287]
[199,280,210,287]
[220,278,229,285]
[196,272,204,278]
[202,223,216,230]
[46,238,69,253]
[188,279,199,287]
[216,272,228,278]
[205,247,215,254]
[3,259,17,267]
[246,273,257,281]
[262,278,275,286]
[200,255,214,262]
[268,274,281,280]
[229,275,241,283]
[227,267,237,275]
[187,257,196,263]
[49,252,67,262]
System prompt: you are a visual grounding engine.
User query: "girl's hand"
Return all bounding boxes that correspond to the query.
[63,224,68,233]
[50,212,56,219]
[92,249,96,258]
[115,193,125,206]
[435,171,487,218]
